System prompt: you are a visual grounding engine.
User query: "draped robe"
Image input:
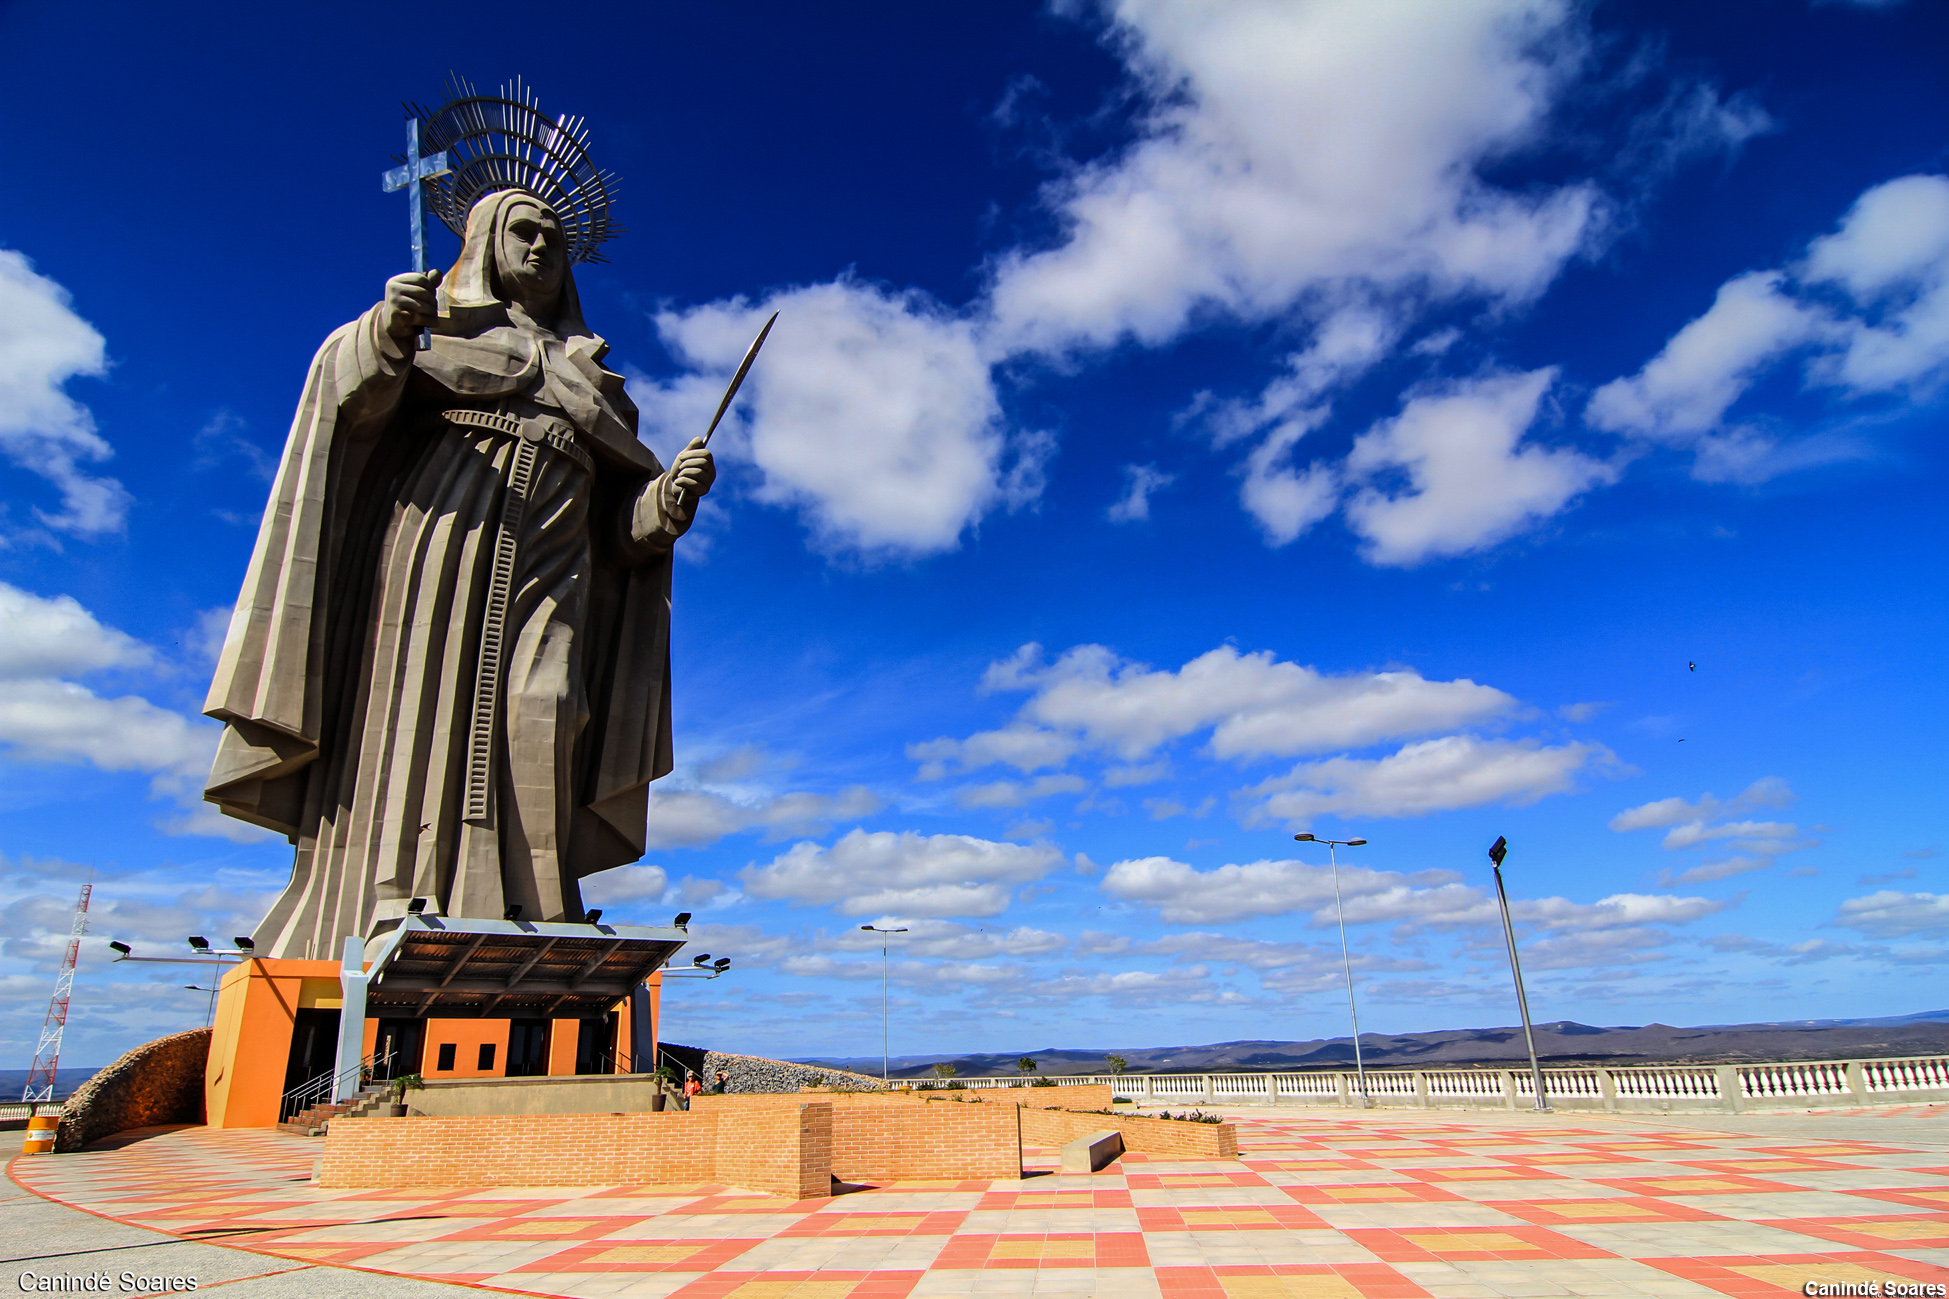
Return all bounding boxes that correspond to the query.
[204,193,691,958]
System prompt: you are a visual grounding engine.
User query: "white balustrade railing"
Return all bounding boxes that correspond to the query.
[1865,1056,1949,1093]
[935,1053,1949,1114]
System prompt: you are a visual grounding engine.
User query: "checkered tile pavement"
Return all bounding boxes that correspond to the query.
[11,1108,1948,1297]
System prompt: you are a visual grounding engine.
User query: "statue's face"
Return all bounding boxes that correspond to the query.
[498,200,566,305]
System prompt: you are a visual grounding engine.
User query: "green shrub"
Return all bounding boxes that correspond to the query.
[1031,1076,1058,1088]
[1112,1095,1133,1104]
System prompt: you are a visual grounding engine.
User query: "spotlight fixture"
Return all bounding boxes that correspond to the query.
[672,912,692,929]
[406,897,427,914]
[692,953,712,967]
[109,941,132,956]
[712,957,731,971]
[233,937,255,951]
[504,905,523,921]
[186,936,210,951]
[584,908,603,924]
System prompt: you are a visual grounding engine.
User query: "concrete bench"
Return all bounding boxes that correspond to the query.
[1059,1128,1124,1173]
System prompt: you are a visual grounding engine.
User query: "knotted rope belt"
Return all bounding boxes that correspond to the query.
[440,408,595,825]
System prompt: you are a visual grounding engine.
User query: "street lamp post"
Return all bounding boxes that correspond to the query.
[1295,834,1370,1108]
[859,925,908,1084]
[1488,837,1549,1112]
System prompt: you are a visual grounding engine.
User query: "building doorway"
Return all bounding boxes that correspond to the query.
[282,1008,339,1095]
[575,1013,618,1074]
[371,1019,423,1080]
[507,1019,551,1076]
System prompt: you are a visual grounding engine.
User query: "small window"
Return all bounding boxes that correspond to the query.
[436,1043,456,1071]
[477,1042,496,1071]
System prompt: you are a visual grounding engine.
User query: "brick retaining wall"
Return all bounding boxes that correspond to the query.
[320,1105,829,1198]
[1018,1105,1238,1159]
[830,1098,1021,1183]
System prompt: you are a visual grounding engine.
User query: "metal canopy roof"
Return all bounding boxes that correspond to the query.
[364,916,687,1019]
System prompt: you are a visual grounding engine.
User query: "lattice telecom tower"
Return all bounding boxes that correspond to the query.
[23,881,91,1103]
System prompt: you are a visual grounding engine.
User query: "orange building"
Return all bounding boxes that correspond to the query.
[204,917,683,1129]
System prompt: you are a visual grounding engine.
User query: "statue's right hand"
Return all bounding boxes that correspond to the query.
[382,269,442,338]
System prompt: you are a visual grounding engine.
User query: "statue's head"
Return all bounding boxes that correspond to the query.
[495,195,566,307]
[443,188,585,333]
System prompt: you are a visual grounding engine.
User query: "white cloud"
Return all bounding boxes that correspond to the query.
[1832,890,1949,940]
[1802,173,1949,395]
[1658,819,1800,852]
[1106,463,1176,523]
[0,582,152,679]
[1609,777,1796,832]
[1344,369,1616,566]
[1247,734,1604,824]
[955,773,1088,810]
[834,918,1068,960]
[908,722,1081,780]
[741,829,1063,917]
[1587,173,1949,478]
[0,250,129,538]
[1610,779,1808,880]
[639,279,1038,558]
[1101,855,1435,926]
[579,864,669,907]
[983,1,1602,357]
[644,784,881,849]
[1199,306,1393,546]
[1099,853,1719,939]
[0,584,224,836]
[979,642,1515,763]
[1585,272,1832,439]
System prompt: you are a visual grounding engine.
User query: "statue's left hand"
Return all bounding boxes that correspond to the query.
[664,438,716,514]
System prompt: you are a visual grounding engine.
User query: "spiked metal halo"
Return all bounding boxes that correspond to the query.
[404,76,622,264]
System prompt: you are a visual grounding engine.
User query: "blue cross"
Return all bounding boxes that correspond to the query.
[381,118,451,348]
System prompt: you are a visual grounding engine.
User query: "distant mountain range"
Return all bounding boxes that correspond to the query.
[0,1068,103,1102]
[793,1008,1949,1078]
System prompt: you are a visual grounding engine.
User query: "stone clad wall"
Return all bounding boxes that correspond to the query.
[699,1049,886,1092]
[1018,1105,1238,1159]
[321,1105,828,1198]
[56,1028,211,1152]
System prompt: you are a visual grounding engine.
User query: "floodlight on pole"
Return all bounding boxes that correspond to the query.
[1295,833,1372,1108]
[859,925,909,1083]
[1488,836,1550,1112]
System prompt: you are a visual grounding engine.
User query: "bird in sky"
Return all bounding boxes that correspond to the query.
[1688,661,1697,671]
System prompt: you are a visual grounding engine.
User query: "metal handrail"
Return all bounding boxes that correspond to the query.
[279,1049,396,1123]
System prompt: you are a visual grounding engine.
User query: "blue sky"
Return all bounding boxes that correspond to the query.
[1,0,1944,1070]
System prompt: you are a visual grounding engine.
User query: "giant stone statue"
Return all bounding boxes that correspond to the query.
[202,84,717,958]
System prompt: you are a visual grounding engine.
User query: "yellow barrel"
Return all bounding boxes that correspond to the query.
[22,1114,59,1155]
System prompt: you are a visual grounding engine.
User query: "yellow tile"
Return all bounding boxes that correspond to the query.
[1729,1262,1914,1287]
[1219,1277,1364,1299]
[990,1240,1094,1259]
[1833,1221,1946,1242]
[498,1219,599,1235]
[1184,1210,1279,1226]
[1542,1202,1660,1219]
[1400,1231,1533,1252]
[727,1283,858,1299]
[586,1245,703,1263]
[1645,1178,1750,1192]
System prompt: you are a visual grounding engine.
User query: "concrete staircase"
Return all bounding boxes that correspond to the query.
[277,1084,400,1137]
